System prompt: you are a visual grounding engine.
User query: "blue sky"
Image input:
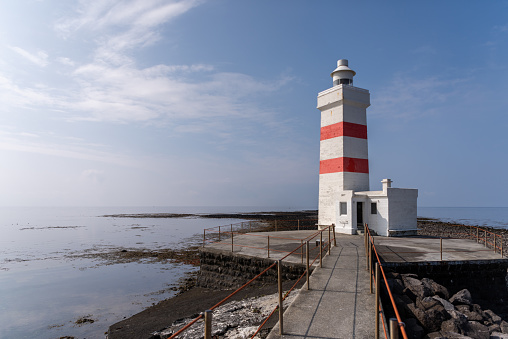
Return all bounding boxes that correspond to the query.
[0,0,507,208]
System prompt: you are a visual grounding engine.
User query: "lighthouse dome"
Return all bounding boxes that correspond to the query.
[331,59,356,86]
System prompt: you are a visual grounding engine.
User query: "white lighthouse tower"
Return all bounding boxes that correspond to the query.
[317,59,418,236]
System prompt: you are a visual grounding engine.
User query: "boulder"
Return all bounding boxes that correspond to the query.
[417,297,440,311]
[394,294,415,318]
[483,309,502,325]
[500,320,508,333]
[449,289,473,306]
[455,305,482,322]
[438,332,472,338]
[402,276,433,301]
[490,323,502,333]
[387,278,405,295]
[491,332,508,339]
[405,317,424,339]
[410,303,450,333]
[422,332,444,339]
[422,278,450,299]
[432,296,455,313]
[441,311,468,334]
[463,321,489,339]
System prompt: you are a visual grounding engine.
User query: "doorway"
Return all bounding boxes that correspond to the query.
[356,202,363,227]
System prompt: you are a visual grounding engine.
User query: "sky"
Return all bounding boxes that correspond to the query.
[0,0,507,208]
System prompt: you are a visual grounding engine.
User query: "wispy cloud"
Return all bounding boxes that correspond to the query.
[9,46,49,67]
[0,128,135,168]
[371,74,470,119]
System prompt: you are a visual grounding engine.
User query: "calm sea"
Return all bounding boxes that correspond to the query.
[0,206,289,339]
[418,207,508,229]
[1,206,507,339]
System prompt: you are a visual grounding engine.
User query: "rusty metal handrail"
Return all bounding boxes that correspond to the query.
[172,224,332,338]
[366,225,408,339]
[250,227,334,338]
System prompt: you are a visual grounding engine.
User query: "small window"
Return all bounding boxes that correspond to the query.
[371,202,377,214]
[340,202,347,215]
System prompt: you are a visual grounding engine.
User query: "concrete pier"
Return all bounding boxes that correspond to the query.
[202,231,508,338]
[266,234,375,339]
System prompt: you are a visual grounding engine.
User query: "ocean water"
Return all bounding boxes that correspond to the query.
[418,207,508,229]
[0,206,271,339]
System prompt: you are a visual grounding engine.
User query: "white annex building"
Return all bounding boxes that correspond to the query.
[317,59,418,236]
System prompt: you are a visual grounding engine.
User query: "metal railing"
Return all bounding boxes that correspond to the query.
[202,219,319,247]
[418,222,505,256]
[169,223,333,338]
[365,224,408,339]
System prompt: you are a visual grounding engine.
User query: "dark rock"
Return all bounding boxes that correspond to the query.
[463,321,489,339]
[449,289,473,306]
[441,310,468,334]
[395,294,415,318]
[402,276,432,301]
[411,304,450,333]
[500,320,508,333]
[455,305,483,322]
[438,332,471,338]
[490,323,502,333]
[422,278,450,299]
[388,278,405,295]
[417,297,440,311]
[405,317,424,339]
[484,309,502,325]
[422,332,444,339]
[432,296,455,313]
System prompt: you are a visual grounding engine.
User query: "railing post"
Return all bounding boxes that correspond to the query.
[369,242,373,294]
[203,229,206,247]
[476,227,479,243]
[278,260,284,335]
[320,231,323,268]
[366,231,369,271]
[333,224,336,246]
[389,318,400,339]
[219,226,221,241]
[485,230,487,248]
[440,238,443,261]
[204,310,212,339]
[328,226,331,255]
[375,262,380,339]
[298,219,300,231]
[275,220,277,232]
[301,240,303,264]
[231,224,234,252]
[306,241,310,290]
[267,236,270,258]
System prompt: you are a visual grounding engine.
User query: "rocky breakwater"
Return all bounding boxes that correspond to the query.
[388,273,508,339]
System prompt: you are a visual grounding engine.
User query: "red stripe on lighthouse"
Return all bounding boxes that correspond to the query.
[319,157,369,174]
[320,122,367,141]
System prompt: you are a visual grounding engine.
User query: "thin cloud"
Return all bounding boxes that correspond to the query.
[8,46,49,67]
[57,57,76,66]
[371,74,469,119]
[0,130,136,168]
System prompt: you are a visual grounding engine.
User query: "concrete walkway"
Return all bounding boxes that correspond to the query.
[267,235,376,339]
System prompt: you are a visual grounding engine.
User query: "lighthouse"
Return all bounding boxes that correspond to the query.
[317,59,418,236]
